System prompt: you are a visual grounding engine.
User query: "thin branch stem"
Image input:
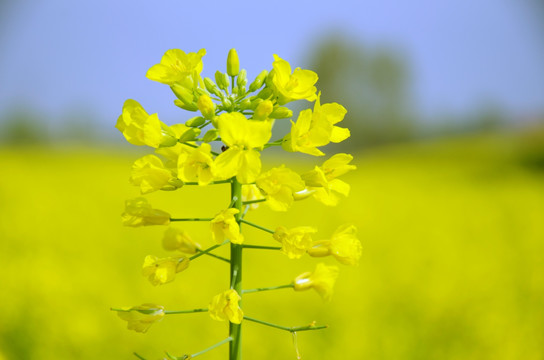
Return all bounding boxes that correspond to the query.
[242,198,266,205]
[191,337,233,358]
[241,244,281,250]
[184,179,232,185]
[133,352,147,360]
[240,219,275,234]
[164,308,208,315]
[202,251,230,263]
[189,240,229,261]
[243,316,328,333]
[242,284,293,294]
[170,217,214,222]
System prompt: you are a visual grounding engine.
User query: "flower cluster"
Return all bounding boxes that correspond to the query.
[112,48,361,359]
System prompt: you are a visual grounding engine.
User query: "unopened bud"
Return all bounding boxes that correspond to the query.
[215,71,230,90]
[269,106,293,119]
[257,87,273,100]
[178,128,201,142]
[249,97,263,110]
[202,129,219,143]
[174,99,198,112]
[239,98,251,110]
[237,69,247,87]
[171,84,194,105]
[185,116,206,127]
[204,77,222,97]
[227,49,240,77]
[249,70,268,92]
[197,94,216,119]
[253,100,273,120]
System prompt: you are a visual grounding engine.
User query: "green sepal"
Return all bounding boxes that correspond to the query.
[215,71,230,90]
[249,70,268,92]
[269,106,293,119]
[178,128,201,142]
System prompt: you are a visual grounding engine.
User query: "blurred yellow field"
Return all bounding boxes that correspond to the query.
[1,135,543,359]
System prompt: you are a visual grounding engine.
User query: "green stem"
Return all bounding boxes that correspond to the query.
[242,198,266,205]
[133,352,147,360]
[189,240,229,261]
[242,284,294,294]
[243,316,328,333]
[191,337,233,358]
[240,219,275,234]
[184,179,232,185]
[164,308,208,315]
[241,245,281,250]
[230,178,243,360]
[170,217,214,222]
[203,252,230,263]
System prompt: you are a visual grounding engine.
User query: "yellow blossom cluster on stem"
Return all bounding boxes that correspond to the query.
[112,48,362,360]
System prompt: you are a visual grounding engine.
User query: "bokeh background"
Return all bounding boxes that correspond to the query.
[1,1,544,359]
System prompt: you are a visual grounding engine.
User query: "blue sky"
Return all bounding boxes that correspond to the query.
[0,0,543,130]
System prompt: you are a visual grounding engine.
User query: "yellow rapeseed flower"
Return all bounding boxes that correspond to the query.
[146,48,206,87]
[293,263,339,301]
[282,93,349,156]
[208,289,243,324]
[177,143,215,186]
[271,55,318,105]
[242,184,265,210]
[307,224,362,266]
[130,154,176,194]
[214,112,272,184]
[210,208,244,244]
[256,166,305,211]
[116,99,177,148]
[142,255,190,286]
[273,226,317,259]
[302,153,356,206]
[121,197,170,227]
[162,227,201,254]
[116,304,165,333]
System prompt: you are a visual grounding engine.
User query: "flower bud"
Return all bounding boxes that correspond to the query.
[185,116,206,127]
[257,87,273,100]
[171,84,195,105]
[215,71,230,90]
[249,70,268,92]
[178,127,201,142]
[249,97,263,110]
[237,69,247,87]
[269,106,293,119]
[239,98,251,110]
[227,48,240,77]
[197,94,216,119]
[202,129,219,143]
[204,77,223,97]
[253,100,273,120]
[174,99,198,112]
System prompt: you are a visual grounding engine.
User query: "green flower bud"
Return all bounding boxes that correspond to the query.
[253,100,274,120]
[249,97,263,110]
[237,69,247,87]
[222,97,233,111]
[239,98,251,110]
[167,178,184,189]
[197,94,216,119]
[265,69,275,87]
[204,77,222,97]
[269,106,293,119]
[227,48,240,77]
[257,87,273,100]
[178,128,201,142]
[185,116,206,127]
[215,71,230,90]
[202,129,219,143]
[171,84,195,105]
[174,99,198,112]
[249,70,268,92]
